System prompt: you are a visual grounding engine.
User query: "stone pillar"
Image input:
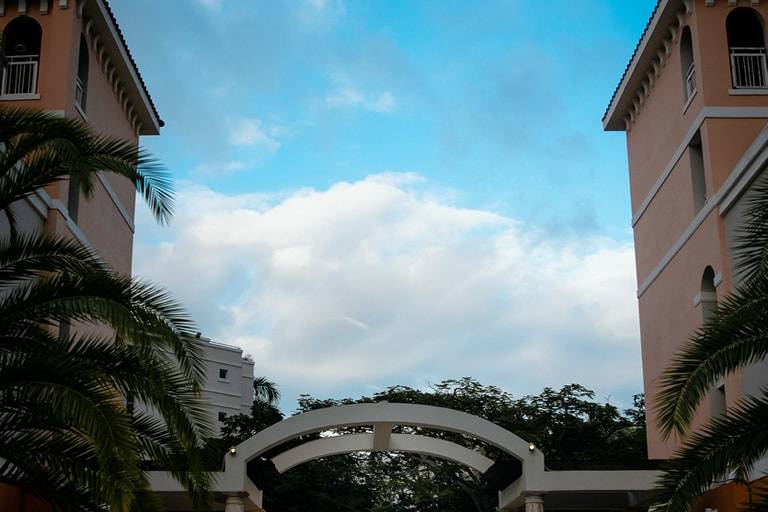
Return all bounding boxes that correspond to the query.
[525,494,544,512]
[225,495,245,512]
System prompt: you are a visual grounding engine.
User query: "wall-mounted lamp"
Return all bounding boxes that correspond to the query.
[528,442,536,452]
[228,446,237,456]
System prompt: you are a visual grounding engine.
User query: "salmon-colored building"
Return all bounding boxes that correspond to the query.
[0,0,160,509]
[0,0,161,273]
[604,0,768,506]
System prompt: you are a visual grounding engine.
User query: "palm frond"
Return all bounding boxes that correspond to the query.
[653,392,768,512]
[655,272,768,437]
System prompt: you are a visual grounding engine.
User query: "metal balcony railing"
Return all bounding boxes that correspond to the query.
[0,55,39,98]
[75,76,85,109]
[685,62,696,100]
[730,47,768,89]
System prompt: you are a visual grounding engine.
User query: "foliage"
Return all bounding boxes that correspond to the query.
[654,177,768,512]
[0,108,210,511]
[223,378,646,512]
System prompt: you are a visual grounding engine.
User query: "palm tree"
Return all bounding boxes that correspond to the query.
[253,376,281,405]
[653,177,768,512]
[0,108,211,511]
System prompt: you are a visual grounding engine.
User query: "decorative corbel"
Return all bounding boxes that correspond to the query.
[683,0,693,14]
[84,19,94,39]
[101,56,111,77]
[669,25,678,44]
[647,68,656,88]
[676,11,686,27]
[76,0,85,17]
[41,0,49,14]
[664,37,673,57]
[653,59,661,78]
[656,48,666,68]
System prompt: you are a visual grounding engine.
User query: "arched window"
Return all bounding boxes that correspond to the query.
[698,266,726,417]
[700,266,717,321]
[76,34,89,111]
[680,26,696,101]
[727,8,768,89]
[690,131,706,211]
[0,16,42,97]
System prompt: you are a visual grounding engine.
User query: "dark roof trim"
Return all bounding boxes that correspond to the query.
[96,0,163,132]
[603,0,682,131]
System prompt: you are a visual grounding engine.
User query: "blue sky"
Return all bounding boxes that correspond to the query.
[113,0,657,411]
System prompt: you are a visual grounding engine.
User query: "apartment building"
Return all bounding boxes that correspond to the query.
[0,0,161,271]
[604,0,768,507]
[195,334,256,432]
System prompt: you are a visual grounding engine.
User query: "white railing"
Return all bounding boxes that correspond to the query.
[685,62,697,100]
[0,55,39,97]
[730,47,768,89]
[75,76,84,108]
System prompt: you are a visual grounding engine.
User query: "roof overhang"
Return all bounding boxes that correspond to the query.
[603,0,683,131]
[83,0,162,135]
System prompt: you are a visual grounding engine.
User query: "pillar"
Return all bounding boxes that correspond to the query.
[525,494,544,512]
[224,495,245,512]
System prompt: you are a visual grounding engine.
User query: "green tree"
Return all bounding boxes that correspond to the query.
[228,378,646,512]
[654,179,768,512]
[0,108,210,511]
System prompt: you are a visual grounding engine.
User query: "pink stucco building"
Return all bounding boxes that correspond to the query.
[605,0,768,507]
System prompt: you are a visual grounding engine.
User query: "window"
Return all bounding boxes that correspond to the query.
[727,8,768,89]
[680,26,696,101]
[219,368,228,380]
[76,35,89,111]
[67,176,80,223]
[698,266,725,418]
[700,266,717,322]
[218,412,227,422]
[689,131,706,212]
[0,16,42,97]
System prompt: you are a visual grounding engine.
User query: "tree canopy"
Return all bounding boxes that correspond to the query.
[221,378,647,512]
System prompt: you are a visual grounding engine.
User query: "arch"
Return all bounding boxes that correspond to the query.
[701,265,716,294]
[727,8,768,88]
[76,34,89,110]
[1,16,41,96]
[270,433,495,474]
[680,26,695,100]
[2,16,41,57]
[233,402,539,464]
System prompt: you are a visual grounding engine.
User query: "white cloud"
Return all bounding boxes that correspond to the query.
[134,174,641,404]
[325,83,397,113]
[192,160,248,175]
[230,118,282,151]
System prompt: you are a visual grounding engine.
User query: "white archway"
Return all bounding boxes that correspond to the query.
[149,402,660,511]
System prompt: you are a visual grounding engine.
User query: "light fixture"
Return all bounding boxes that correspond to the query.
[528,442,536,452]
[228,446,237,455]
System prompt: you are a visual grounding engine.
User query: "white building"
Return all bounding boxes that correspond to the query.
[195,334,255,432]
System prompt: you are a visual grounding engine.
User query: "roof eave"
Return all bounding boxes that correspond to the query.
[603,0,682,131]
[90,0,161,135]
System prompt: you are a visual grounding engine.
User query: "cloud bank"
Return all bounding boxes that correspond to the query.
[134,173,641,406]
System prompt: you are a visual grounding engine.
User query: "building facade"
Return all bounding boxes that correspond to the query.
[604,0,768,507]
[0,0,161,271]
[196,335,256,432]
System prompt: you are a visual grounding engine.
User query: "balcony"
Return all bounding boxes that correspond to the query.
[685,62,696,101]
[730,47,768,89]
[0,55,39,99]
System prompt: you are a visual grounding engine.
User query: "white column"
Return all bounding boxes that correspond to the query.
[525,494,544,512]
[225,496,245,512]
